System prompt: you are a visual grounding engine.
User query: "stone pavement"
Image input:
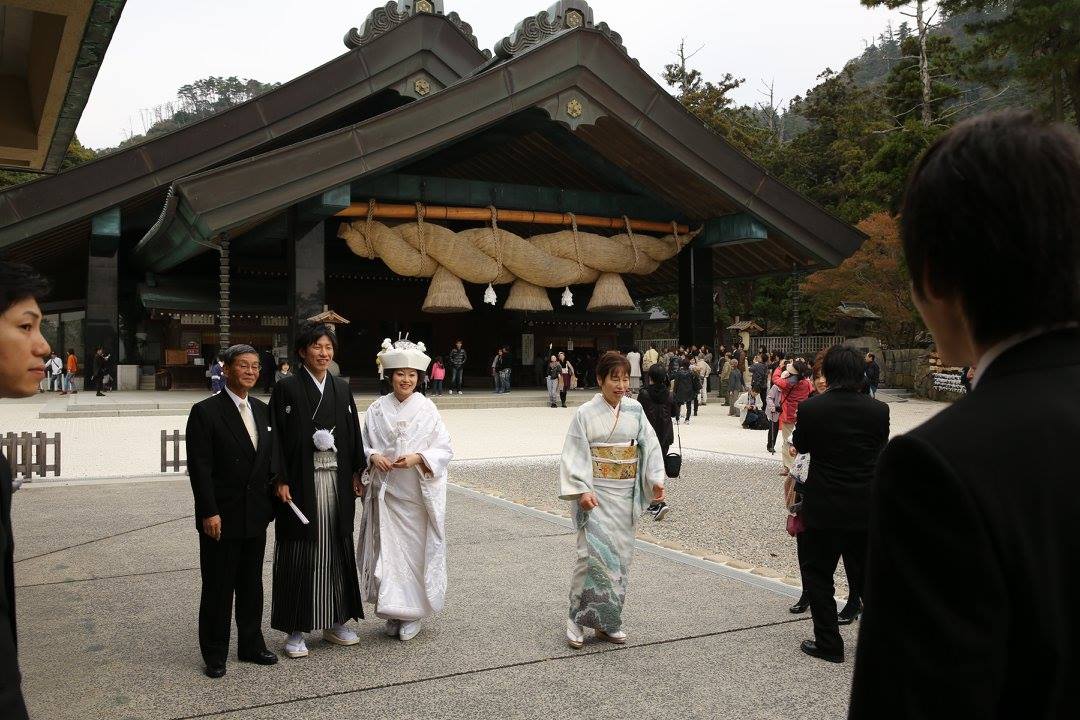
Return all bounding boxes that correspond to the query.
[13,472,858,720]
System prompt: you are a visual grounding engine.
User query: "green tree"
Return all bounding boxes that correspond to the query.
[861,0,940,126]
[939,0,1080,127]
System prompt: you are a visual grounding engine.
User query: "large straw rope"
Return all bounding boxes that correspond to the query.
[337,208,698,288]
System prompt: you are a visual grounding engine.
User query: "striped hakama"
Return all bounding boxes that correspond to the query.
[271,450,362,632]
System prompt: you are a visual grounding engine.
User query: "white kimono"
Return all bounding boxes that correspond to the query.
[358,392,453,621]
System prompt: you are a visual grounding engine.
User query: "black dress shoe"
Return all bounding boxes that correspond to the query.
[238,649,278,665]
[837,601,862,625]
[800,639,843,663]
[204,663,227,678]
[789,594,810,614]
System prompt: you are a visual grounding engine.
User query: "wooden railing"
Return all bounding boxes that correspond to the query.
[2,432,61,480]
[161,430,187,473]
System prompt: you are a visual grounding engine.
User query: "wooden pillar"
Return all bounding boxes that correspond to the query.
[85,208,120,374]
[678,245,714,349]
[288,217,326,352]
[218,237,230,352]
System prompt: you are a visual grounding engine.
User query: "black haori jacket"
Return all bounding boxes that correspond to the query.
[269,371,365,542]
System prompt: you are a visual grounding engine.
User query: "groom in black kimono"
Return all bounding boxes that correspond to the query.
[186,344,277,678]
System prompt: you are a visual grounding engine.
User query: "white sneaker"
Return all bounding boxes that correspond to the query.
[595,627,627,644]
[284,632,309,658]
[383,619,401,637]
[399,620,421,642]
[323,623,359,646]
[566,618,585,649]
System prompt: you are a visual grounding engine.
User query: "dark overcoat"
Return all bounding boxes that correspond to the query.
[184,390,275,538]
[269,371,364,542]
[0,457,28,719]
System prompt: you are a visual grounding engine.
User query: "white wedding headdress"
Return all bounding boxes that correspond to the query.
[380,333,431,372]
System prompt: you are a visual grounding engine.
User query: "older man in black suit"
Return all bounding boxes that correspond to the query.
[186,344,277,678]
[849,112,1080,718]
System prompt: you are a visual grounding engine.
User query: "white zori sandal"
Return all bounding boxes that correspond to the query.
[595,628,627,645]
[566,619,585,649]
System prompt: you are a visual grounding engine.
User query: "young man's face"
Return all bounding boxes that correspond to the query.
[0,297,52,398]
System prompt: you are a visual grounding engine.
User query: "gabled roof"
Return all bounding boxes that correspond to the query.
[727,320,765,333]
[135,23,866,280]
[837,301,880,319]
[0,1,125,173]
[0,10,488,248]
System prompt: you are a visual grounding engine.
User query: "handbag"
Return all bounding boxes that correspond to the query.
[664,415,682,478]
[785,513,805,536]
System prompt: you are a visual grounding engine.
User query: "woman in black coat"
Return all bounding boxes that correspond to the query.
[790,345,889,664]
[638,363,677,520]
[670,358,700,424]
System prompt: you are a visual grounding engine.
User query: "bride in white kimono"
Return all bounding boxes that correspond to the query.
[560,351,666,649]
[356,337,453,642]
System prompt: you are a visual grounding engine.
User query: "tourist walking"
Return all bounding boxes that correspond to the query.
[626,347,642,396]
[46,352,62,392]
[0,261,52,720]
[671,358,699,424]
[358,337,453,642]
[91,347,109,396]
[61,349,79,395]
[546,355,561,407]
[863,353,880,397]
[555,351,576,407]
[447,340,467,394]
[638,364,675,521]
[692,352,710,408]
[849,112,1080,718]
[429,356,446,395]
[718,352,733,402]
[559,351,665,649]
[185,344,278,678]
[209,357,225,394]
[491,348,504,394]
[775,359,813,474]
[269,323,365,659]
[749,353,768,406]
[642,343,658,373]
[727,355,747,416]
[788,345,888,664]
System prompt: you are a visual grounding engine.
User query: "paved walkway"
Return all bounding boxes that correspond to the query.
[13,473,857,720]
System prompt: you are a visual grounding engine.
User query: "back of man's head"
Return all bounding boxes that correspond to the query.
[901,110,1080,347]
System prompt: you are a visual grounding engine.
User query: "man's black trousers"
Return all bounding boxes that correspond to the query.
[198,532,267,666]
[796,528,867,656]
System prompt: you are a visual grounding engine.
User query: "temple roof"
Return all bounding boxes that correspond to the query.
[133,14,866,285]
[0,9,487,250]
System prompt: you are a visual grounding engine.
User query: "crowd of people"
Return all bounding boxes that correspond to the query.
[0,111,1077,719]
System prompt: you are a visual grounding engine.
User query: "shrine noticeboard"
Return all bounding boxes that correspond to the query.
[521,333,534,366]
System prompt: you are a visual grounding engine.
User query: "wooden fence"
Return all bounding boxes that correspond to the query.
[754,335,846,356]
[2,432,61,480]
[161,430,187,473]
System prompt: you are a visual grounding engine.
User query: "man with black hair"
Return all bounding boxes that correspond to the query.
[0,261,52,719]
[850,111,1080,718]
[789,345,888,664]
[185,344,277,678]
[863,353,880,398]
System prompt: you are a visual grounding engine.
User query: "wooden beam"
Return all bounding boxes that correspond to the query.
[335,201,691,235]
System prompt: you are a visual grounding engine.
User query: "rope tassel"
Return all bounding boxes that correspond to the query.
[484,283,497,305]
[561,286,574,307]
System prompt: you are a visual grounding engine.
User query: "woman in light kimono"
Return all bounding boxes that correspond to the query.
[560,350,666,649]
[357,337,453,642]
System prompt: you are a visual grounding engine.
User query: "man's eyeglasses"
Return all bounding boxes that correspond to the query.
[234,363,261,372]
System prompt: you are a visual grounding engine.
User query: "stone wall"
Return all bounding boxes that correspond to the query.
[881,348,925,389]
[913,350,966,402]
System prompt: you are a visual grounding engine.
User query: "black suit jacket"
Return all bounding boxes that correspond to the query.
[0,456,28,719]
[269,372,364,542]
[185,391,275,539]
[791,389,889,531]
[850,328,1080,719]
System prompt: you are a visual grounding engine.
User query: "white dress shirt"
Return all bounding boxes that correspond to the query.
[224,385,258,449]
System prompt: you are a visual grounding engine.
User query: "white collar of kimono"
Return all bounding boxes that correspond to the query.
[391,391,420,407]
[304,365,327,395]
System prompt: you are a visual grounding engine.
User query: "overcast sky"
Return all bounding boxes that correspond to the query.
[76,0,905,150]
